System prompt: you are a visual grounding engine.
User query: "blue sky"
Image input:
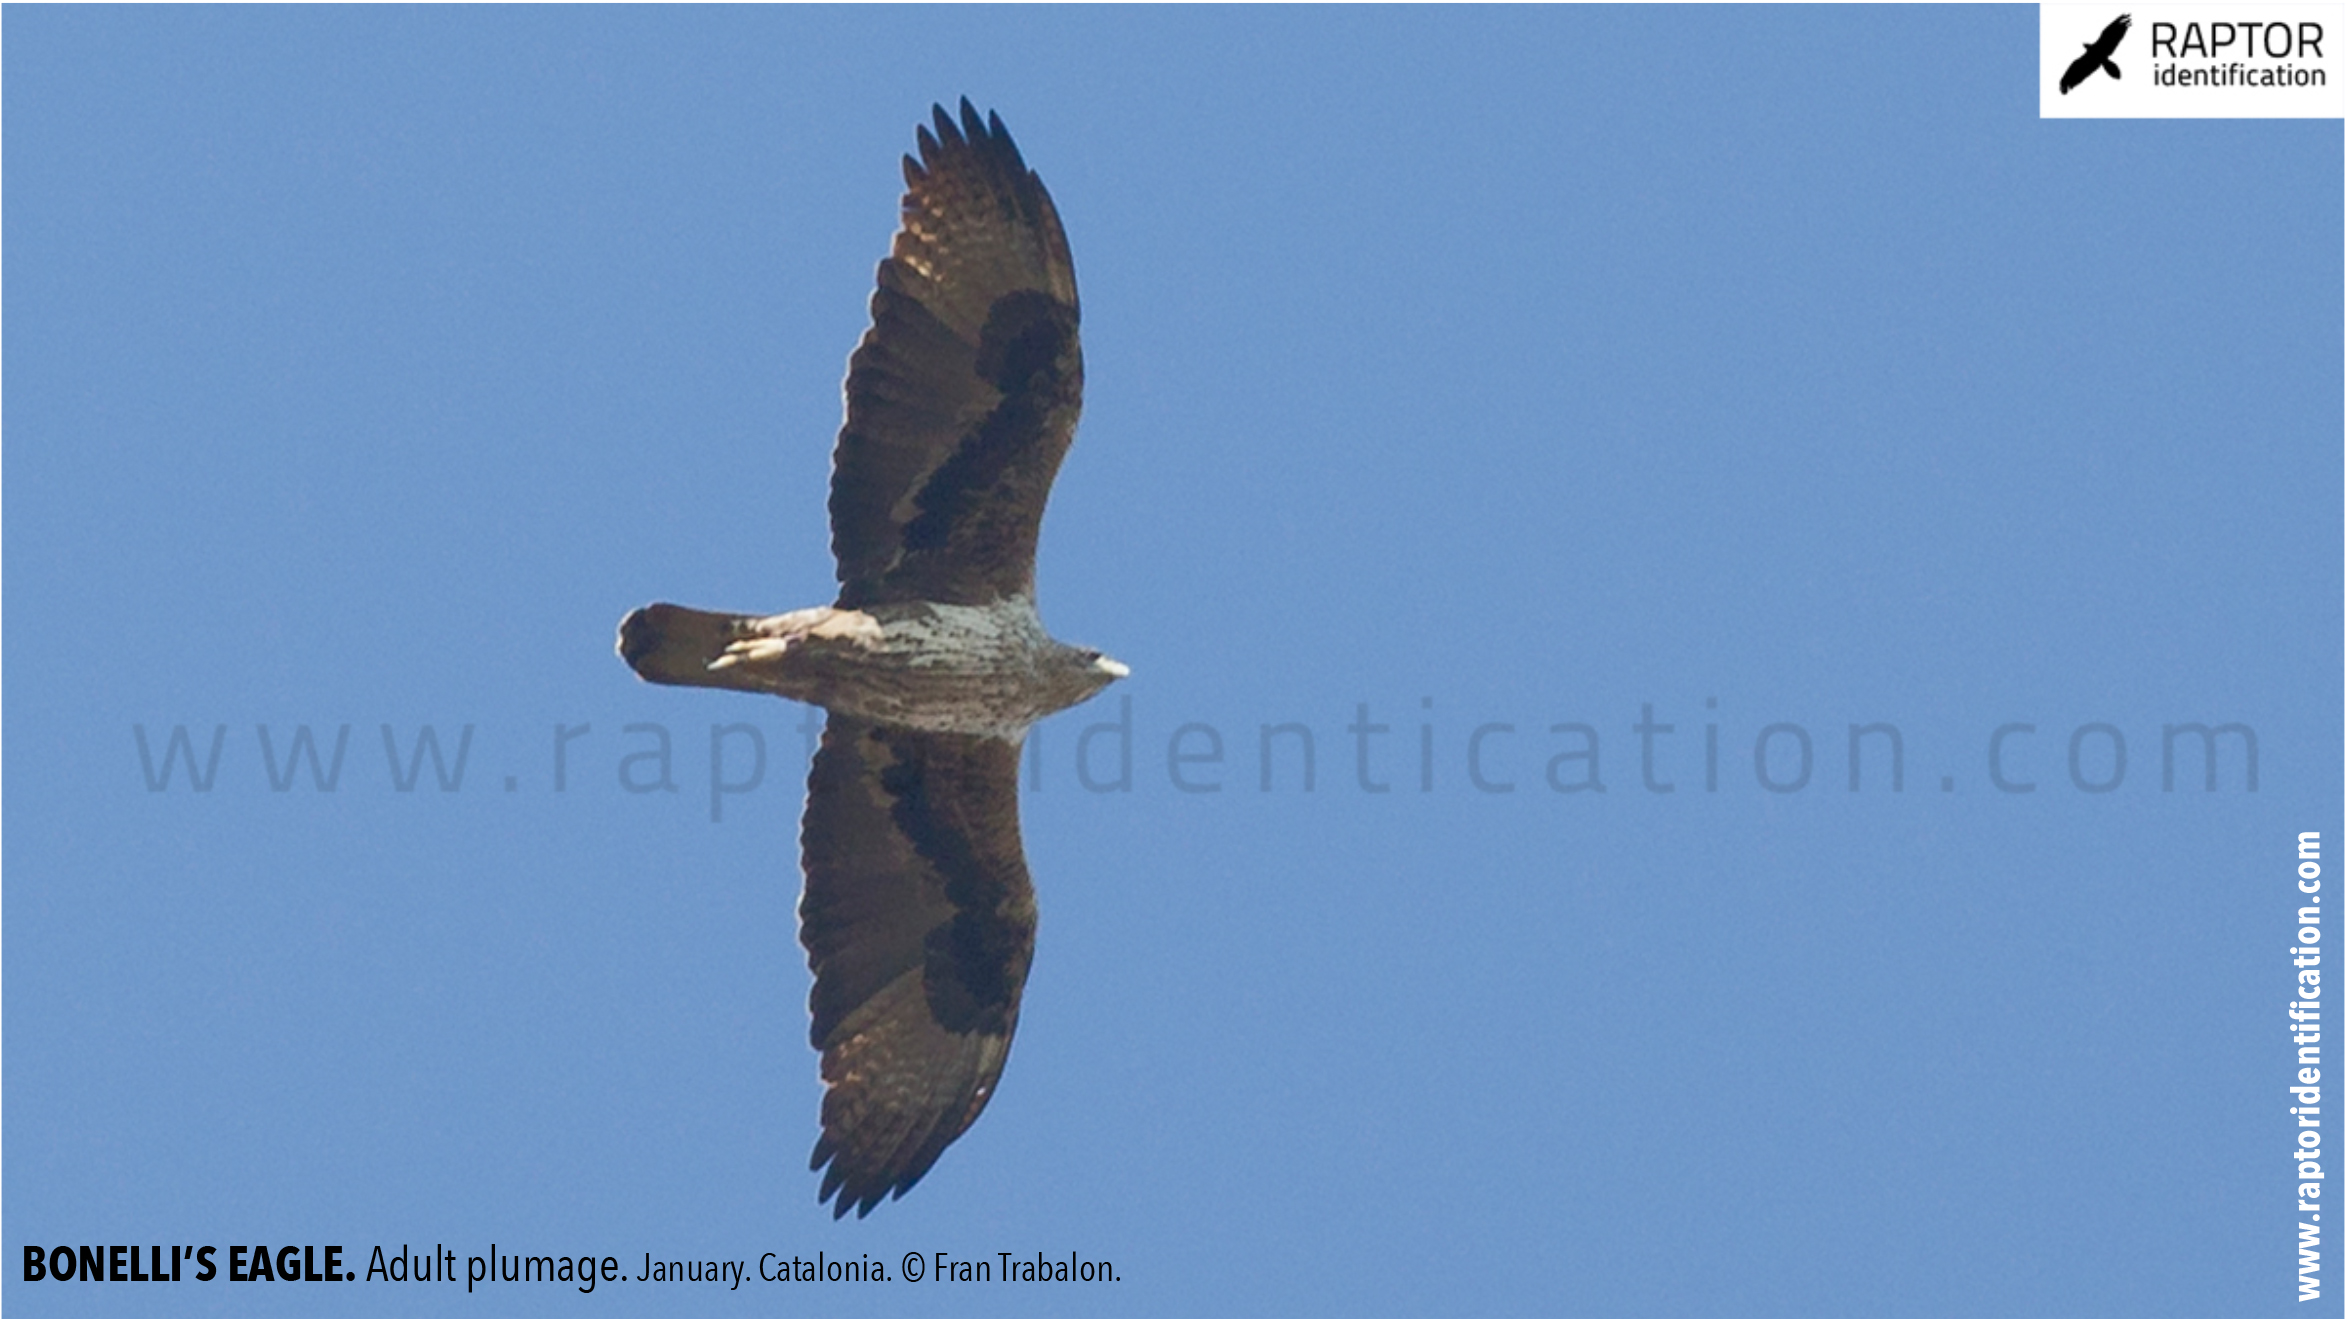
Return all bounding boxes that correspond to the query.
[6,7,2339,1316]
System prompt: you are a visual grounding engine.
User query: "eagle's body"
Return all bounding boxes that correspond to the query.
[616,101,1123,1218]
[622,595,1115,738]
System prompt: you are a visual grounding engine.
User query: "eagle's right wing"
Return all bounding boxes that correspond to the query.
[797,714,1036,1218]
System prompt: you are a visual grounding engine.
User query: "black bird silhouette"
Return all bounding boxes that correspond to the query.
[2060,14,2132,94]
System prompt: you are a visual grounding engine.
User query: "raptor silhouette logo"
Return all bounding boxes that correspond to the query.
[2060,14,2133,93]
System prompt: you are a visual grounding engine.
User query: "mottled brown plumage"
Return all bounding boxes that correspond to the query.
[615,100,1123,1217]
[831,104,1083,609]
[799,719,1032,1213]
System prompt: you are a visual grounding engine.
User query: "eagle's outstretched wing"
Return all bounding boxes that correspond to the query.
[798,714,1036,1218]
[829,99,1083,610]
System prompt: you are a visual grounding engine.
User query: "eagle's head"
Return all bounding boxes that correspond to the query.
[1048,643,1129,712]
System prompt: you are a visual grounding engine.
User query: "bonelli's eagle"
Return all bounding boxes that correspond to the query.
[617,101,1125,1218]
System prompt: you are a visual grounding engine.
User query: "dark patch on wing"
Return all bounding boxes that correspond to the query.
[799,714,1036,1217]
[829,99,1083,609]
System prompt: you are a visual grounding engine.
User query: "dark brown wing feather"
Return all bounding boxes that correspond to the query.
[829,100,1083,609]
[798,714,1037,1217]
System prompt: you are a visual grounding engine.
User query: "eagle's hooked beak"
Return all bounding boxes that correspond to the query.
[1092,655,1131,680]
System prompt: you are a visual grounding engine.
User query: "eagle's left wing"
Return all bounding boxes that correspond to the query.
[827,101,1083,611]
[798,714,1037,1217]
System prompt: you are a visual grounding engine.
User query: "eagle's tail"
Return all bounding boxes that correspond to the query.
[2106,60,2121,80]
[617,603,768,691]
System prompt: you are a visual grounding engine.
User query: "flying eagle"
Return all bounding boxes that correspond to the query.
[616,100,1125,1218]
[2059,13,2131,94]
